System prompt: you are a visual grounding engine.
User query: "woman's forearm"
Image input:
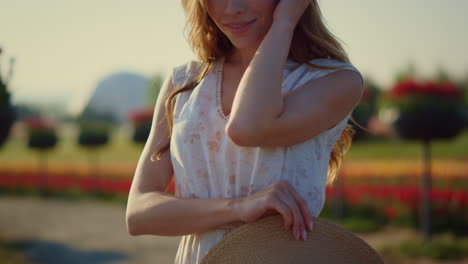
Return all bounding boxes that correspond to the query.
[227,21,295,136]
[127,191,241,236]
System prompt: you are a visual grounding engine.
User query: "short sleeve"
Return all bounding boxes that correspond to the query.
[284,58,363,94]
[171,60,204,89]
[308,58,364,88]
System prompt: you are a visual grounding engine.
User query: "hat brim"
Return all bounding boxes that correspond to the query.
[201,214,384,264]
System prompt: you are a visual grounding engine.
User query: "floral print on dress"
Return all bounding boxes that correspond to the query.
[306,185,324,216]
[197,120,206,132]
[239,185,249,198]
[190,193,200,199]
[228,174,236,185]
[196,168,209,181]
[313,141,323,160]
[200,92,214,104]
[240,185,249,193]
[296,163,308,180]
[206,139,220,152]
[248,183,256,195]
[256,161,269,176]
[206,129,222,153]
[226,157,254,176]
[215,130,222,140]
[192,168,210,193]
[175,183,181,197]
[183,133,201,144]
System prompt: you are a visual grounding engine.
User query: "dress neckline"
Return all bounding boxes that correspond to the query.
[215,56,229,121]
[214,56,301,122]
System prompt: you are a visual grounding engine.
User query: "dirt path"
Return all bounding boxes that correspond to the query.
[0,195,181,264]
[1,195,466,264]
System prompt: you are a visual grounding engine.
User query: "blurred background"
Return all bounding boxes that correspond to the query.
[0,0,467,263]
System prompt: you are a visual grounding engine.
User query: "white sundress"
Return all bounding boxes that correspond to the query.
[169,56,363,264]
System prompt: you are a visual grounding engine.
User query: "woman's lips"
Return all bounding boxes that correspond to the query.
[224,20,256,35]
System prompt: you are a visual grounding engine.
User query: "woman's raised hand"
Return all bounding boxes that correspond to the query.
[234,180,314,241]
[272,0,312,30]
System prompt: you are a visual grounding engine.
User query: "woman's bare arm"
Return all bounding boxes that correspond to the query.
[128,191,241,236]
[226,1,312,138]
[125,70,242,236]
[226,20,292,142]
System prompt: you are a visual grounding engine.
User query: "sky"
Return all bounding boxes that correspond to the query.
[1,0,467,116]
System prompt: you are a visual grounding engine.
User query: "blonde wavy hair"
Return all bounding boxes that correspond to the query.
[151,0,365,186]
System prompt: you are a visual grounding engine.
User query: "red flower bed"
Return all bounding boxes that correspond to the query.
[2,170,466,233]
[325,185,467,209]
[390,79,461,98]
[1,170,465,212]
[0,171,131,195]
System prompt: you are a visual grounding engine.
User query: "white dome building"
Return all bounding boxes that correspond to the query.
[79,71,149,125]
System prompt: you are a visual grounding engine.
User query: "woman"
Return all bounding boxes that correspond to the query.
[126,0,364,263]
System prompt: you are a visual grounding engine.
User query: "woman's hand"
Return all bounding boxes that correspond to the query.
[234,180,314,241]
[272,0,312,30]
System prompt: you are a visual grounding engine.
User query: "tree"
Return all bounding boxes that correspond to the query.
[24,116,59,195]
[127,108,153,144]
[77,121,112,194]
[387,76,465,241]
[349,77,381,141]
[0,47,17,149]
[147,72,165,108]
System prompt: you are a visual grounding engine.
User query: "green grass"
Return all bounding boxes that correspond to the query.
[379,233,468,261]
[0,126,145,166]
[346,129,468,160]
[0,127,466,166]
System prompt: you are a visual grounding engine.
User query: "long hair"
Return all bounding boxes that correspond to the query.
[151,0,364,186]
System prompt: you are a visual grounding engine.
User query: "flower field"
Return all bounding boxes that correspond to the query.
[1,158,466,236]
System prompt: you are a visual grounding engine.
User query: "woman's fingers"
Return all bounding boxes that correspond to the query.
[273,187,305,240]
[256,180,314,241]
[285,186,314,231]
[267,196,293,231]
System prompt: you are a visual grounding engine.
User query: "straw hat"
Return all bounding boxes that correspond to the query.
[201,214,384,264]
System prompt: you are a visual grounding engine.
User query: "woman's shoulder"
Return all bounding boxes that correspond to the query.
[295,58,363,86]
[311,58,364,89]
[307,58,361,74]
[285,57,361,76]
[172,59,205,88]
[283,57,364,95]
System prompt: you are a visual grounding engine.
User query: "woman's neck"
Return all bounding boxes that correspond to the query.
[225,46,258,72]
